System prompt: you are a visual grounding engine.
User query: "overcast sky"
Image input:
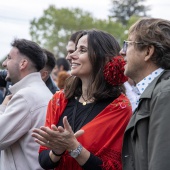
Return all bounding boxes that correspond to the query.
[0,0,170,60]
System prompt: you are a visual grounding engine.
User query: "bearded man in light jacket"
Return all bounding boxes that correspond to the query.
[0,39,52,170]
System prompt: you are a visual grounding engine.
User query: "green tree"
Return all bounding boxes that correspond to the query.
[29,5,126,57]
[109,0,150,25]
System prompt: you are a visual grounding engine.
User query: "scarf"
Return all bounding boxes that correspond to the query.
[39,91,132,170]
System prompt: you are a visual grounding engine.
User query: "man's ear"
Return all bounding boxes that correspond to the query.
[20,58,28,70]
[144,45,154,61]
[40,70,48,81]
[59,65,64,71]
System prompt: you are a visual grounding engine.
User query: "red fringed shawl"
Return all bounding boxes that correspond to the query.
[39,91,132,170]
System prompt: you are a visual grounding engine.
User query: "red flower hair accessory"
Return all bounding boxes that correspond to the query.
[103,56,128,86]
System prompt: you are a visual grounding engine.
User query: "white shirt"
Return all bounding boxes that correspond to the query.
[136,68,164,106]
[125,68,164,111]
[124,81,140,112]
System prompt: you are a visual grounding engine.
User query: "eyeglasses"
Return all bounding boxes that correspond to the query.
[122,40,144,53]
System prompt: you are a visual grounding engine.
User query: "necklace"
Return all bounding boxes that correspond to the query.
[71,97,95,132]
[81,95,88,105]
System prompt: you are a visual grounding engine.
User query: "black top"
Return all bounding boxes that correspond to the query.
[39,97,115,170]
[45,76,59,94]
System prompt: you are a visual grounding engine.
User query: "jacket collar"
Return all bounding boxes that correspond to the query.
[9,72,43,94]
[140,70,165,99]
[125,70,169,131]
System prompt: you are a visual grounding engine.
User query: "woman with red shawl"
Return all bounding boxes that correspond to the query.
[32,30,132,170]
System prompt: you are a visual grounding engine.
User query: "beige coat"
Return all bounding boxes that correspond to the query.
[0,73,52,170]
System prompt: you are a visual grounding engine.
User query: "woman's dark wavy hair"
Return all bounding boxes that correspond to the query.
[129,17,170,69]
[64,29,125,101]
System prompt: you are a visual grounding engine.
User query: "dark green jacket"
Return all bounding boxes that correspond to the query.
[122,70,170,170]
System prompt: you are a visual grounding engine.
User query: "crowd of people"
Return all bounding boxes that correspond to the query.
[0,17,170,170]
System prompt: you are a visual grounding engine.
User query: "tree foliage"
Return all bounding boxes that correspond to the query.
[30,5,129,58]
[109,0,150,25]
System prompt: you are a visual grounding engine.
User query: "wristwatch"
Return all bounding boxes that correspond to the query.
[69,144,83,158]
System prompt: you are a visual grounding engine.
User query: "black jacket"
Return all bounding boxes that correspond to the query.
[45,76,59,94]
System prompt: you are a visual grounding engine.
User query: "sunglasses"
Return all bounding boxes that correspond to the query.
[122,40,144,53]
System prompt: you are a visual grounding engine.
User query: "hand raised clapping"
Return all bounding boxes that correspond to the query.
[32,116,84,155]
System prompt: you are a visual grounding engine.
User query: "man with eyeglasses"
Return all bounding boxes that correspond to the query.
[120,18,170,170]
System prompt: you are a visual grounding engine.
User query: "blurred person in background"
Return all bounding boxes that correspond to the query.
[51,58,70,82]
[32,29,132,170]
[51,30,83,82]
[0,69,12,98]
[65,30,83,64]
[0,87,4,104]
[54,30,83,90]
[56,71,70,89]
[40,49,59,94]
